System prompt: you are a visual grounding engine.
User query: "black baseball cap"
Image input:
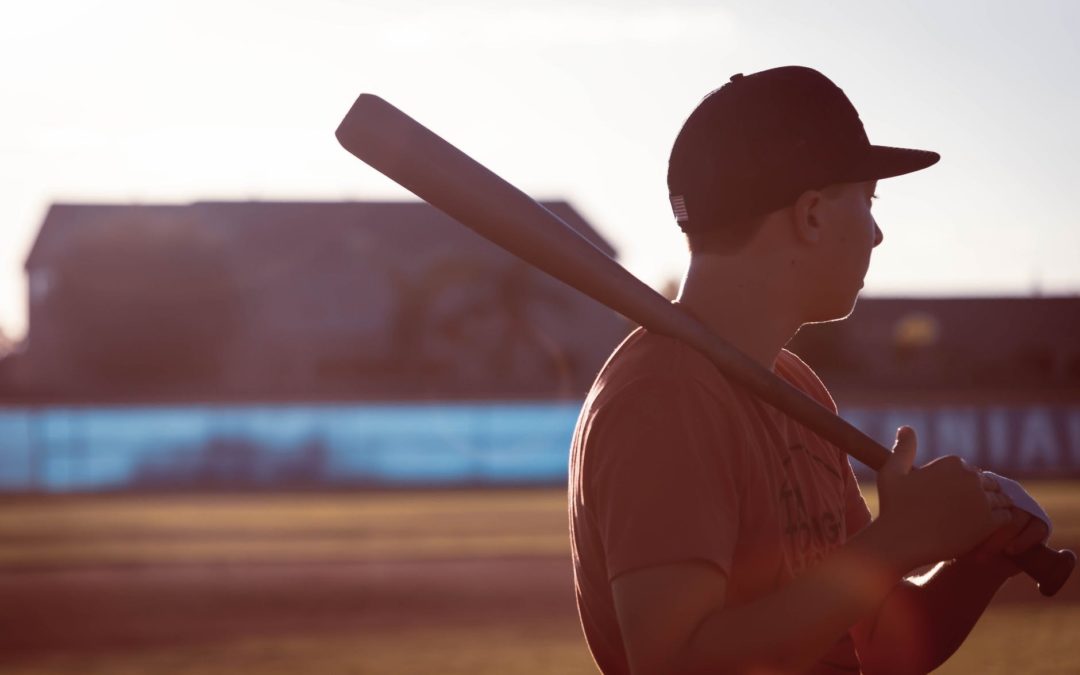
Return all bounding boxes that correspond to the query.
[667,66,940,232]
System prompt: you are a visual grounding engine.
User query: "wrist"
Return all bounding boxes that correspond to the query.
[844,517,917,589]
[863,513,924,576]
[955,551,1021,580]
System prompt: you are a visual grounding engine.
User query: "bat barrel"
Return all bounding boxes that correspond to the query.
[336,95,895,469]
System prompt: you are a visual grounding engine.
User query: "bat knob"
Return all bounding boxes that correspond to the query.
[1036,548,1076,597]
[1013,546,1076,598]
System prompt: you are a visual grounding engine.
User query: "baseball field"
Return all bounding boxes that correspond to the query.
[1,483,1077,674]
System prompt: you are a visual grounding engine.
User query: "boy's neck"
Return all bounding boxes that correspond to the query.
[675,252,805,372]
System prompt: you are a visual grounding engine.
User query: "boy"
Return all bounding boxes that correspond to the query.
[569,66,1047,674]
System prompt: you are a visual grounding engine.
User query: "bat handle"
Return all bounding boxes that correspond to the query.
[1009,545,1076,597]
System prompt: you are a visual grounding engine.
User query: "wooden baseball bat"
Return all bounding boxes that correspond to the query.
[335,93,1075,597]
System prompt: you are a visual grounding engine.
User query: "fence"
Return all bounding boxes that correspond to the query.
[0,401,1077,491]
[0,403,581,491]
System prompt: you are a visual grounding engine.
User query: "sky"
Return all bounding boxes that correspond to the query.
[2,0,1078,342]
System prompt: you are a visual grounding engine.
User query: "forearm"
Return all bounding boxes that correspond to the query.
[857,555,1015,674]
[675,520,910,674]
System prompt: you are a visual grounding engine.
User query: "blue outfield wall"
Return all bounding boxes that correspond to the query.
[0,403,584,492]
[0,401,1077,492]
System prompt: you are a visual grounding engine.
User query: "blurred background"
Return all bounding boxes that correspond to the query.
[1,0,1078,673]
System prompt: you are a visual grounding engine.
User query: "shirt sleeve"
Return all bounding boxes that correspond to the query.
[585,375,743,582]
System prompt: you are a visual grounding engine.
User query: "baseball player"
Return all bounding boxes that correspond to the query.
[568,66,1049,674]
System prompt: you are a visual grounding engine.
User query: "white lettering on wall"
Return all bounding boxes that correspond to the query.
[1017,408,1062,470]
[839,403,1080,475]
[934,407,980,463]
[984,408,1012,468]
[1068,409,1080,465]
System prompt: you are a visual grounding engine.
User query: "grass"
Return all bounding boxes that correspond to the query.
[936,604,1080,674]
[0,489,570,567]
[8,611,1080,675]
[2,621,598,675]
[3,482,1078,567]
[1,483,1077,674]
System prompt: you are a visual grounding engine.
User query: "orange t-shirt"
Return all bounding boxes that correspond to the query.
[569,327,873,674]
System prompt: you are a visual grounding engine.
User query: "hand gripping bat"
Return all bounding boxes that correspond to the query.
[335,93,1075,596]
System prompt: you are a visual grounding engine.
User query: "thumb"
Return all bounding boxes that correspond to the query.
[881,426,917,479]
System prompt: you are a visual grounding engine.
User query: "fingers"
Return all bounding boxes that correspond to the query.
[989,504,1014,527]
[987,481,1013,527]
[980,471,1001,492]
[986,490,1012,511]
[972,508,1020,562]
[971,506,1050,563]
[982,473,1014,532]
[882,426,917,479]
[1004,515,1050,556]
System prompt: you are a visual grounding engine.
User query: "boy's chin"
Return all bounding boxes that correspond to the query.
[805,292,862,325]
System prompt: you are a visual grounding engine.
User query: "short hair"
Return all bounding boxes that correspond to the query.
[684,213,767,254]
[683,183,851,255]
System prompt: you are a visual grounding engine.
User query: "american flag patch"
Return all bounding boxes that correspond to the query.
[670,195,689,222]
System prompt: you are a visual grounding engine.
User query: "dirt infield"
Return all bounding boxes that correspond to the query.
[1,487,1077,674]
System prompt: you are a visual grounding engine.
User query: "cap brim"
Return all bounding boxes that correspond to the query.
[846,145,940,182]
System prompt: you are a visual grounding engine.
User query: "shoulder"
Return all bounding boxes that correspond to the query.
[574,330,760,470]
[774,348,837,414]
[586,327,742,415]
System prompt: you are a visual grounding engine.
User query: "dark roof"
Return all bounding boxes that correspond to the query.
[26,200,616,270]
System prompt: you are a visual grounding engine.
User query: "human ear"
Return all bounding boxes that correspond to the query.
[791,189,823,244]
